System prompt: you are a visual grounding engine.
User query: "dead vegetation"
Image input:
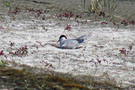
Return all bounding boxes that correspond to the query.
[0,66,122,90]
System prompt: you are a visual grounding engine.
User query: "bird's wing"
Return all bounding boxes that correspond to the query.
[61,39,79,49]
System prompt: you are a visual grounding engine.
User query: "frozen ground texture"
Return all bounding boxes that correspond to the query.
[0,0,135,89]
[0,15,135,88]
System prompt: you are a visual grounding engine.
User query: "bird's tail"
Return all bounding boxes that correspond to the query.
[76,34,91,43]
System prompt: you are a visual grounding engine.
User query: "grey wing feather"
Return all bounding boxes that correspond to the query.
[76,35,88,43]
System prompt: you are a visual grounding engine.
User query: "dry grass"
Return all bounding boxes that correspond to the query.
[0,66,122,90]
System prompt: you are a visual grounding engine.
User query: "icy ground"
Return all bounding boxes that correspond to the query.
[0,15,135,88]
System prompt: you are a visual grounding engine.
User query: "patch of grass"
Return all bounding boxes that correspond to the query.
[100,0,118,16]
[4,1,11,8]
[0,66,122,90]
[63,83,87,89]
[0,60,6,67]
[87,0,135,26]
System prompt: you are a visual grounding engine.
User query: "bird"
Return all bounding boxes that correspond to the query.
[58,35,88,49]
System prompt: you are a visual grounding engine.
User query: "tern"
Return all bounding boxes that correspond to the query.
[58,35,88,49]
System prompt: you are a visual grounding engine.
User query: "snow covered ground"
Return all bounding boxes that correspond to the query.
[0,14,135,88]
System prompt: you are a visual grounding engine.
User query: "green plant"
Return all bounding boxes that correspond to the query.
[0,60,6,67]
[87,4,92,13]
[92,0,100,11]
[87,0,101,13]
[3,1,12,11]
[100,0,118,16]
[88,0,120,22]
[83,0,86,12]
[4,1,11,8]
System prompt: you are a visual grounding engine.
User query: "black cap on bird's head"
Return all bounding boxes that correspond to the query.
[58,35,67,42]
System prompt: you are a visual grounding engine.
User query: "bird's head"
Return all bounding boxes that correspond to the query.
[58,35,67,42]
